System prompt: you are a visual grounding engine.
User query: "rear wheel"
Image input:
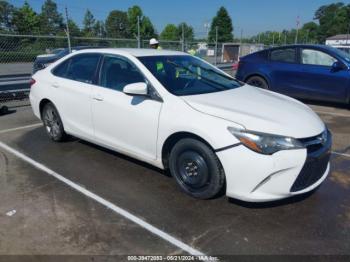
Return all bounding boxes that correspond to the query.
[169,138,225,199]
[246,76,269,89]
[42,102,66,142]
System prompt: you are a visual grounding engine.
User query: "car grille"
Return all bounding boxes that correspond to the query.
[290,130,332,192]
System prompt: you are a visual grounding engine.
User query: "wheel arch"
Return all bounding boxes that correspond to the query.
[161,131,216,169]
[39,98,53,119]
[244,73,271,88]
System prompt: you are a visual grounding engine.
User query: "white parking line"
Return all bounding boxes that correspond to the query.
[0,141,205,256]
[0,123,42,134]
[314,110,350,118]
[332,151,350,158]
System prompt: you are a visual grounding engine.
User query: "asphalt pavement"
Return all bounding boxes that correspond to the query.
[0,104,349,260]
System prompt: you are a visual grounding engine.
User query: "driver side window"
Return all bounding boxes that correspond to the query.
[301,49,337,67]
[99,55,145,92]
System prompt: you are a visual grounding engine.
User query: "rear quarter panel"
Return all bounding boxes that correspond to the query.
[236,51,270,83]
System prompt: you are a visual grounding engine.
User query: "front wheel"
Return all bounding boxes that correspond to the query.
[42,102,66,142]
[246,76,269,89]
[169,138,225,199]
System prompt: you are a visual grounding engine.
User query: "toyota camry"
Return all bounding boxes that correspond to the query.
[29,48,332,202]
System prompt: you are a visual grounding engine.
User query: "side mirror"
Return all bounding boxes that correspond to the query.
[331,61,346,72]
[123,82,148,96]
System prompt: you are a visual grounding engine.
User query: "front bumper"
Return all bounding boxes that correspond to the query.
[218,131,332,202]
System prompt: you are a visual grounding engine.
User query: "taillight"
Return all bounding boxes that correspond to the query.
[29,78,36,87]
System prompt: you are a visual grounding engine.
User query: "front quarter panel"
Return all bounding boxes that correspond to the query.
[157,95,244,165]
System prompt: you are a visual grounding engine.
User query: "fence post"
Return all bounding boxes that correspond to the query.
[181,23,185,52]
[137,16,141,49]
[65,6,71,53]
[215,26,218,65]
[240,29,243,44]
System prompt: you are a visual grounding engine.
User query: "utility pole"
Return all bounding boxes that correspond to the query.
[295,15,300,44]
[181,23,185,52]
[258,33,261,44]
[64,6,71,53]
[278,32,281,44]
[204,22,210,38]
[272,33,275,46]
[284,32,287,45]
[346,22,350,46]
[295,29,299,44]
[240,29,243,44]
[215,26,218,65]
[137,15,140,48]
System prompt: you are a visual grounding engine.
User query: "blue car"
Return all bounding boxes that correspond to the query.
[236,44,350,104]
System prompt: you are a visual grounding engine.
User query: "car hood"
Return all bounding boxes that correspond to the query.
[181,85,325,138]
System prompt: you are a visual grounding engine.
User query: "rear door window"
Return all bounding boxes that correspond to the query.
[52,54,101,84]
[270,48,296,63]
[52,59,70,77]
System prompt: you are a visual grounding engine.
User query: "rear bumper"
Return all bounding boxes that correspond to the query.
[218,131,332,202]
[29,91,41,120]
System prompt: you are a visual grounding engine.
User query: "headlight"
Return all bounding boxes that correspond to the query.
[228,127,304,155]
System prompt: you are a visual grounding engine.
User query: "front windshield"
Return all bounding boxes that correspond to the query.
[332,47,350,63]
[138,55,242,96]
[50,48,64,55]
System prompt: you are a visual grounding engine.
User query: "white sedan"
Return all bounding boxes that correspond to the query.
[29,48,332,202]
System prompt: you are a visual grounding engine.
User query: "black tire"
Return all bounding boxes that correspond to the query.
[42,102,66,142]
[246,76,269,89]
[169,138,225,199]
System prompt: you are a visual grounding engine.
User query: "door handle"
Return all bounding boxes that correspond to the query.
[93,94,104,101]
[51,83,60,88]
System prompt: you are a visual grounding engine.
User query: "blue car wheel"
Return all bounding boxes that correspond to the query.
[246,76,269,90]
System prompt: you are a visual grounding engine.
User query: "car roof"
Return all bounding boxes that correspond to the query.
[71,48,187,57]
[266,44,336,52]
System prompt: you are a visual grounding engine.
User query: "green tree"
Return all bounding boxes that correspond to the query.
[67,19,81,37]
[127,5,156,40]
[127,5,142,38]
[39,0,64,34]
[177,22,194,42]
[300,22,319,43]
[93,20,106,37]
[12,1,40,34]
[209,6,233,42]
[141,16,156,39]
[83,9,95,37]
[314,2,350,42]
[160,24,178,40]
[0,0,14,32]
[105,10,128,38]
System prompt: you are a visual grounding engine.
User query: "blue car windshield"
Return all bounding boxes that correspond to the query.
[138,55,242,96]
[332,47,350,63]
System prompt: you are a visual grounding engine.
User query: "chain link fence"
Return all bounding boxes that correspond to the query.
[0,34,139,110]
[0,33,246,112]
